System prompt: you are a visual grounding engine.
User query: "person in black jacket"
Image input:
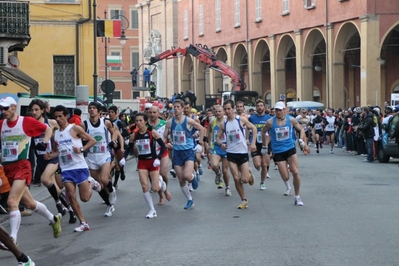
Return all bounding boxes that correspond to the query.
[356,107,375,163]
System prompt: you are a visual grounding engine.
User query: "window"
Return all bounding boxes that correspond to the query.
[199,4,204,36]
[131,52,139,69]
[215,0,221,32]
[110,51,121,71]
[304,0,315,8]
[53,56,75,96]
[131,10,138,29]
[113,91,121,100]
[132,91,140,99]
[184,10,188,40]
[234,0,240,27]
[110,9,126,29]
[255,0,262,22]
[282,0,289,15]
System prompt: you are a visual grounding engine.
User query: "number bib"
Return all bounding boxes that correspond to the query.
[227,130,240,144]
[172,130,186,145]
[2,142,19,162]
[256,131,263,143]
[34,137,51,155]
[326,124,334,131]
[89,134,107,153]
[60,149,73,166]
[315,123,322,130]
[136,139,151,155]
[214,129,226,143]
[275,127,290,141]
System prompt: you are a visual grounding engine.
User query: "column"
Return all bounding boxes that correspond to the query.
[268,35,278,104]
[247,39,254,92]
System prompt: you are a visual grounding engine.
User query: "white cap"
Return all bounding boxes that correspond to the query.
[0,97,17,107]
[144,103,152,109]
[274,101,285,110]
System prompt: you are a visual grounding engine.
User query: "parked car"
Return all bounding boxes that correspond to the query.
[376,113,399,162]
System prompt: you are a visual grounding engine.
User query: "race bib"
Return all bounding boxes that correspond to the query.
[2,142,18,162]
[275,127,289,141]
[172,130,186,145]
[326,124,334,131]
[315,123,322,130]
[256,131,263,143]
[60,149,73,166]
[136,139,151,155]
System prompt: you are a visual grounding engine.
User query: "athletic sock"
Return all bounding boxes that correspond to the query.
[47,183,59,202]
[34,201,55,223]
[267,165,269,172]
[284,181,291,190]
[114,171,120,185]
[180,185,192,201]
[107,180,114,193]
[17,253,29,263]
[9,210,21,242]
[143,191,155,211]
[59,192,70,209]
[99,189,111,206]
[316,142,319,149]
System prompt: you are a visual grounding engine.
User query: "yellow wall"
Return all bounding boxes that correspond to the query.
[2,1,95,95]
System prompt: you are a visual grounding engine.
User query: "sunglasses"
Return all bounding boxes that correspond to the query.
[0,106,10,111]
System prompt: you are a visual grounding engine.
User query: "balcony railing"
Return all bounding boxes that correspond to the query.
[0,1,30,37]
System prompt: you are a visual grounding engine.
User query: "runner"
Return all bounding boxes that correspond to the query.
[248,99,272,190]
[0,97,62,243]
[216,100,257,209]
[131,113,168,218]
[163,99,204,209]
[50,105,102,232]
[0,226,35,265]
[310,109,326,154]
[296,108,311,155]
[207,105,231,195]
[235,101,247,118]
[325,109,337,154]
[28,99,77,223]
[261,101,306,206]
[148,106,172,205]
[108,106,129,186]
[81,102,118,217]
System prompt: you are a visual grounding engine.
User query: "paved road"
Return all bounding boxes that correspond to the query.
[1,147,399,266]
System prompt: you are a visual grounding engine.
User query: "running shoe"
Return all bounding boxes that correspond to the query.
[274,165,278,170]
[104,205,115,217]
[330,150,333,154]
[88,176,101,192]
[184,200,195,209]
[201,153,206,159]
[196,172,201,182]
[248,171,255,186]
[260,182,266,191]
[217,181,224,189]
[316,149,319,154]
[284,188,292,196]
[188,183,193,191]
[109,189,117,205]
[207,162,212,169]
[56,203,67,216]
[69,211,77,224]
[170,169,176,178]
[215,170,222,185]
[52,214,62,238]
[10,237,17,246]
[267,173,271,178]
[146,210,157,219]
[198,164,203,175]
[159,177,167,192]
[74,222,90,232]
[120,171,126,181]
[295,197,304,206]
[225,187,232,197]
[18,256,35,266]
[237,200,248,209]
[191,174,199,190]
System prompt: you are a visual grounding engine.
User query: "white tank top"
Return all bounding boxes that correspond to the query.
[325,116,336,132]
[54,124,88,171]
[85,118,109,153]
[224,116,248,154]
[1,116,31,163]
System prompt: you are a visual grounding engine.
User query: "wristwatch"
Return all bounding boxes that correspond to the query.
[80,147,84,153]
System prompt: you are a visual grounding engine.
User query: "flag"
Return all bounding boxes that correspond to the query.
[96,19,122,37]
[107,56,122,67]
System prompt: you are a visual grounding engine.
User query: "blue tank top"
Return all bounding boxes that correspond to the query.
[211,118,226,154]
[171,116,194,151]
[248,114,272,144]
[270,115,295,154]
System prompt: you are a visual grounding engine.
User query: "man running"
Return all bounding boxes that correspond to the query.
[325,109,337,154]
[0,226,35,265]
[81,102,118,217]
[50,105,102,232]
[29,99,76,223]
[216,100,257,209]
[296,108,311,155]
[163,99,204,209]
[310,109,326,154]
[148,106,172,205]
[0,97,62,243]
[248,99,272,190]
[207,105,231,195]
[261,101,306,206]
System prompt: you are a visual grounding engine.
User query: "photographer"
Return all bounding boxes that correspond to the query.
[356,107,375,163]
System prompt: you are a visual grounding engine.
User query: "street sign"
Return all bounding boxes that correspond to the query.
[101,79,115,93]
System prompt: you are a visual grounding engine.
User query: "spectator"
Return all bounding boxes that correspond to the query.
[357,107,375,163]
[68,108,82,125]
[130,67,137,87]
[143,67,151,87]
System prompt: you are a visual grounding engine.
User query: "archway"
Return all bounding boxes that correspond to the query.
[380,23,399,104]
[276,34,296,102]
[233,43,248,90]
[214,48,228,93]
[334,22,361,108]
[181,55,193,93]
[253,39,271,98]
[303,29,326,103]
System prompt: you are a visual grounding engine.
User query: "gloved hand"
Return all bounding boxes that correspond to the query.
[153,158,161,167]
[119,158,126,167]
[195,144,202,153]
[298,139,305,150]
[124,139,129,146]
[35,142,48,151]
[261,146,268,155]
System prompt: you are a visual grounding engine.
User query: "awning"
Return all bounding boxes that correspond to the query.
[0,67,39,96]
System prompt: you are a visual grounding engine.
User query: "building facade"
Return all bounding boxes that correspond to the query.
[177,0,399,108]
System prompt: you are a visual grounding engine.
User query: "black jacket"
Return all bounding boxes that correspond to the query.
[357,112,375,139]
